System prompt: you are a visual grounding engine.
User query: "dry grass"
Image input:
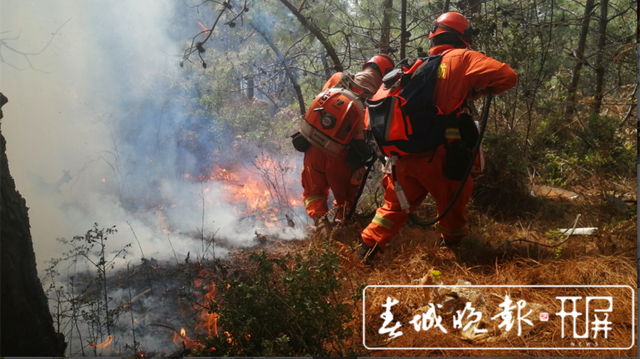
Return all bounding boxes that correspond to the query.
[328,183,636,357]
[225,178,636,357]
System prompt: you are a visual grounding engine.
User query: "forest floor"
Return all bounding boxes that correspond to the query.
[61,177,637,357]
[226,177,637,357]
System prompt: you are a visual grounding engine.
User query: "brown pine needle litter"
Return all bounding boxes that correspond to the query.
[225,180,636,357]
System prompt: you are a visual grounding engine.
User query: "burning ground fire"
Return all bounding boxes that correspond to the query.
[168,270,219,352]
[89,334,113,349]
[71,155,305,356]
[202,164,282,214]
[201,161,303,231]
[156,154,303,236]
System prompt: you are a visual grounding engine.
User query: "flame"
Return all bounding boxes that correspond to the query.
[101,178,106,183]
[89,334,113,348]
[196,280,219,337]
[197,21,210,34]
[172,329,199,349]
[182,155,304,230]
[205,165,272,214]
[224,331,251,346]
[154,208,172,234]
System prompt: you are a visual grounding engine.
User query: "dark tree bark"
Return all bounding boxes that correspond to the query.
[0,93,67,356]
[564,0,595,122]
[465,0,484,15]
[278,0,343,72]
[443,0,451,13]
[592,0,609,114]
[380,0,393,54]
[249,20,306,115]
[245,75,255,101]
[400,0,407,59]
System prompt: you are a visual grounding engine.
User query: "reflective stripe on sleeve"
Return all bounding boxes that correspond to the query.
[372,214,394,230]
[305,195,326,207]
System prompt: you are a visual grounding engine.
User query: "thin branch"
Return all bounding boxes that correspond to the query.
[0,17,71,72]
[278,0,343,71]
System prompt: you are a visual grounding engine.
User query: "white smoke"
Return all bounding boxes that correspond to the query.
[1,0,307,272]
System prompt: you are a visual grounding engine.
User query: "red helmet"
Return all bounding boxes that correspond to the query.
[363,54,395,76]
[428,12,473,46]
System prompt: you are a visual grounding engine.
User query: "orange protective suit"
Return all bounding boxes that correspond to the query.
[302,70,382,220]
[361,45,518,251]
[302,145,358,219]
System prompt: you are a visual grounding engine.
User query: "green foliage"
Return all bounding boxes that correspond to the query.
[472,130,533,216]
[554,246,564,260]
[430,270,442,282]
[530,111,635,185]
[193,245,355,356]
[177,0,636,219]
[545,229,565,242]
[577,114,636,177]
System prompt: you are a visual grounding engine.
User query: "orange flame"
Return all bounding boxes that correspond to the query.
[196,280,219,337]
[187,156,304,228]
[89,334,113,348]
[154,208,172,234]
[197,21,210,34]
[205,165,272,214]
[172,329,199,349]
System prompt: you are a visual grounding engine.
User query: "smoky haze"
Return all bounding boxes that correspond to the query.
[1,0,306,272]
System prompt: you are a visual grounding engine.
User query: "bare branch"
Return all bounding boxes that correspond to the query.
[278,0,343,72]
[182,0,249,66]
[0,17,71,72]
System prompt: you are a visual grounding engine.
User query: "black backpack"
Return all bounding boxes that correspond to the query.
[364,52,478,162]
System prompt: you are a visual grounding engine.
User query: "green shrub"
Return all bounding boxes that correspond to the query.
[473,130,533,217]
[194,246,355,356]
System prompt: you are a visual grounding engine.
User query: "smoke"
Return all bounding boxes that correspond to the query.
[1,0,307,272]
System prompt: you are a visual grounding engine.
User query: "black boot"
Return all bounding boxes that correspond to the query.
[440,237,461,249]
[358,240,379,265]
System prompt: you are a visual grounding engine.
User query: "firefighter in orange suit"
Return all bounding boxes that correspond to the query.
[302,55,394,237]
[359,12,518,263]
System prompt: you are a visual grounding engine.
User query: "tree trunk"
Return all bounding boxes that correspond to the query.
[443,0,451,13]
[592,0,608,114]
[250,20,306,115]
[380,0,393,54]
[245,75,255,101]
[400,0,407,59]
[564,0,595,122]
[320,52,332,80]
[278,0,343,72]
[466,0,484,15]
[0,93,67,356]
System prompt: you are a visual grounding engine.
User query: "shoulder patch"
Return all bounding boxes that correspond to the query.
[437,63,447,79]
